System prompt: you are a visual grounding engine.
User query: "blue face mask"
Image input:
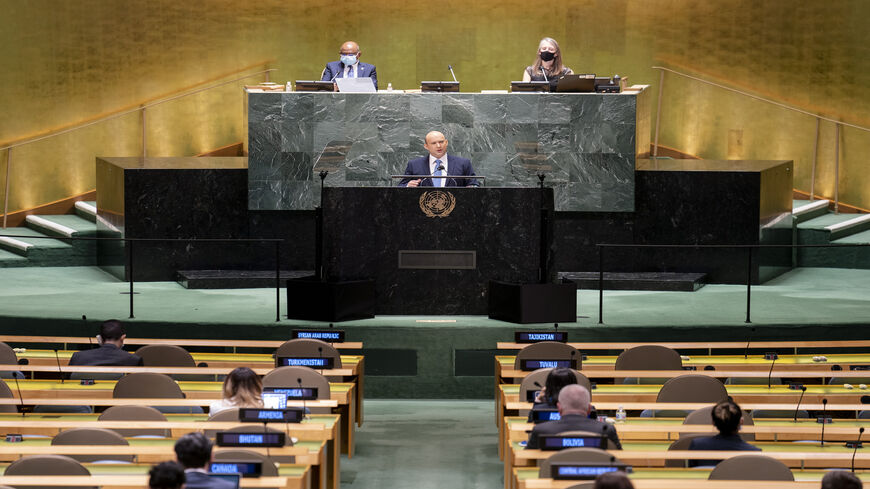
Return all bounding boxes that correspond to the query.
[340,54,357,66]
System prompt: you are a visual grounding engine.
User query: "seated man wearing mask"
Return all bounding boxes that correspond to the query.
[321,40,378,90]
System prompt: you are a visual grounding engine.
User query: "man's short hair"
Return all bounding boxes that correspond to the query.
[821,470,863,489]
[711,399,743,435]
[149,461,185,489]
[594,471,635,489]
[558,384,591,414]
[100,320,125,341]
[174,432,213,469]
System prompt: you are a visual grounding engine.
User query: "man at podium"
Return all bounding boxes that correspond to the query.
[321,41,378,90]
[399,131,478,187]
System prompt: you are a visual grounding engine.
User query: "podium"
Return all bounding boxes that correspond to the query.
[319,187,554,315]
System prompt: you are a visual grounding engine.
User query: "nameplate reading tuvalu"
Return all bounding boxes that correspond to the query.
[419,190,456,218]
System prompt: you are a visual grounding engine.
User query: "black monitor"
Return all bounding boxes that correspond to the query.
[294,80,334,92]
[510,81,549,93]
[554,74,596,93]
[420,81,460,93]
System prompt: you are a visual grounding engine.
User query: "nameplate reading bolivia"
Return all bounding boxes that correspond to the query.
[419,190,456,218]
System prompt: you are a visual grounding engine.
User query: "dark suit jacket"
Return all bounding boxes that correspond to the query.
[321,61,378,90]
[687,433,760,466]
[526,413,622,449]
[183,470,238,489]
[68,344,143,366]
[398,154,478,187]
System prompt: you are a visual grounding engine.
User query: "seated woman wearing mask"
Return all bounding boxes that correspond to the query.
[521,37,573,82]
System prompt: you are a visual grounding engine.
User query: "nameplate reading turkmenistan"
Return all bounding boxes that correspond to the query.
[291,329,346,342]
[277,356,335,369]
[398,250,476,270]
[514,331,568,343]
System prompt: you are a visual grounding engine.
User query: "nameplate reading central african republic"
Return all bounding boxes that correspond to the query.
[419,190,456,218]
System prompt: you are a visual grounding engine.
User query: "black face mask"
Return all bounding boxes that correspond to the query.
[539,51,556,62]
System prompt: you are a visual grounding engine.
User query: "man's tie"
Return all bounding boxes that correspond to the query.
[347,66,355,78]
[433,159,444,187]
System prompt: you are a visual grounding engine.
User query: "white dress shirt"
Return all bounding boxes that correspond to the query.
[429,154,448,187]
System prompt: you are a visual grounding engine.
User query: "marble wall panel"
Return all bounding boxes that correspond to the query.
[248,91,646,211]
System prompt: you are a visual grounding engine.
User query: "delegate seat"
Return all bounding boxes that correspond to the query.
[112,372,202,414]
[0,379,19,413]
[4,454,94,489]
[641,374,728,418]
[0,342,23,380]
[614,345,681,385]
[663,434,708,468]
[263,366,331,414]
[51,427,133,463]
[135,344,208,381]
[98,405,170,437]
[515,342,580,371]
[519,368,592,403]
[707,454,794,481]
[275,339,342,369]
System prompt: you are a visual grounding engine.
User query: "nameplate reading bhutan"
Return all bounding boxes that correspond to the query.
[419,190,456,218]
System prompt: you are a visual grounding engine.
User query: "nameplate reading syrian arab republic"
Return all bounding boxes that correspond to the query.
[419,190,456,218]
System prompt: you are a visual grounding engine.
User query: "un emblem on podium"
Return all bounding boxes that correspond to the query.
[419,190,456,218]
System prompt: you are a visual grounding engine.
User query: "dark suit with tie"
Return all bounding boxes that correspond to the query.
[68,343,143,366]
[526,413,622,449]
[321,61,378,90]
[687,433,760,466]
[183,470,237,489]
[398,154,478,187]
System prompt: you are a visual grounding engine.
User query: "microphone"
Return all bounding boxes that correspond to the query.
[793,386,806,422]
[53,349,64,384]
[570,350,578,369]
[317,346,324,374]
[540,67,548,83]
[821,398,828,446]
[767,355,777,389]
[447,65,458,83]
[13,373,26,417]
[851,427,865,472]
[743,327,755,359]
[297,377,307,419]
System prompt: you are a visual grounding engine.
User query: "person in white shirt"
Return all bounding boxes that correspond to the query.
[208,366,263,414]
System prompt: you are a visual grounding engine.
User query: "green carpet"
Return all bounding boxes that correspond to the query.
[340,400,501,489]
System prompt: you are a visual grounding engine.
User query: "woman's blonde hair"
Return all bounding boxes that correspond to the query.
[531,37,566,78]
[222,367,263,407]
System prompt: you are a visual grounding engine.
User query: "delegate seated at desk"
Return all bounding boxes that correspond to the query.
[687,399,760,467]
[321,40,378,90]
[521,37,573,82]
[398,131,478,187]
[526,384,622,449]
[69,319,143,366]
[175,432,236,489]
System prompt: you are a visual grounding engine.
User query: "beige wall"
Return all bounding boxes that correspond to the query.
[2,0,869,214]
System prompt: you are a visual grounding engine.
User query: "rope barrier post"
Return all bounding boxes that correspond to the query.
[275,241,281,322]
[128,240,135,319]
[653,70,665,159]
[834,123,841,214]
[745,247,752,324]
[2,148,10,229]
[810,117,820,201]
[598,245,604,324]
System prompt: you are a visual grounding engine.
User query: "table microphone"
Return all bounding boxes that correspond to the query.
[540,67,548,83]
[12,373,26,417]
[743,327,755,359]
[851,427,865,472]
[53,349,64,384]
[448,65,458,83]
[820,398,828,446]
[570,350,578,369]
[767,356,777,389]
[793,386,807,422]
[297,377,307,419]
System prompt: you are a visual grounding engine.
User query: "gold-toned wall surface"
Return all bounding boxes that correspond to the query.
[2,0,869,214]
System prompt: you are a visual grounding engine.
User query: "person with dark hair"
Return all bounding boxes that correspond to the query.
[821,471,863,489]
[69,319,142,366]
[148,461,185,489]
[594,472,635,489]
[526,384,621,450]
[209,366,263,414]
[688,399,760,466]
[174,432,235,489]
[528,368,578,421]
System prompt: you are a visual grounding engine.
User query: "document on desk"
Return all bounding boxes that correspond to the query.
[335,77,376,93]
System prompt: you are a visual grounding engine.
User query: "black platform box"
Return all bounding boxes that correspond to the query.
[286,276,376,322]
[487,280,577,324]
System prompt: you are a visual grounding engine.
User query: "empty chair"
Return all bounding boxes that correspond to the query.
[663,434,708,467]
[538,448,622,478]
[112,372,202,414]
[615,345,682,384]
[642,374,728,418]
[0,342,23,379]
[4,454,94,489]
[564,484,595,489]
[707,454,794,481]
[751,409,809,420]
[135,344,197,367]
[515,342,580,371]
[684,405,755,441]
[275,339,342,368]
[0,378,19,413]
[263,366,331,414]
[51,427,133,463]
[204,407,240,438]
[98,405,170,437]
